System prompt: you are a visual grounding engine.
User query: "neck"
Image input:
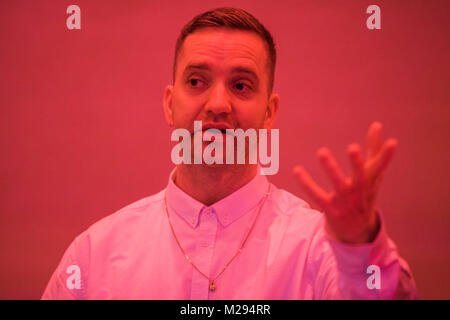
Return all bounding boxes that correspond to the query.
[173,164,258,206]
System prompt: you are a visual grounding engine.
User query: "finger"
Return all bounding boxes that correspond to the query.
[317,148,348,194]
[348,143,365,187]
[370,138,398,179]
[293,165,329,209]
[366,122,383,160]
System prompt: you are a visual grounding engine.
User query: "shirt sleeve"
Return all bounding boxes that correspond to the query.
[41,232,90,300]
[311,211,418,299]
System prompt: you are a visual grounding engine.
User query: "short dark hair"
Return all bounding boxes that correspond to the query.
[173,7,277,93]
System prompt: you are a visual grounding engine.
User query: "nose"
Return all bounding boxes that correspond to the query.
[204,82,232,115]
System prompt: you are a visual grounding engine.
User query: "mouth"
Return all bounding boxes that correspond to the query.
[193,122,234,135]
[202,123,233,132]
[204,128,228,134]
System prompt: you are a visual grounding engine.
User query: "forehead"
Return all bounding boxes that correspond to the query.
[177,28,269,78]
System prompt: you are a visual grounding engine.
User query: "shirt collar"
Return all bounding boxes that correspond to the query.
[165,167,270,228]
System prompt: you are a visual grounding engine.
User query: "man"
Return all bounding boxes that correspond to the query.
[42,7,417,299]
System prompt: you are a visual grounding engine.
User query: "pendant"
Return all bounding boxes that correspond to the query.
[209,281,216,292]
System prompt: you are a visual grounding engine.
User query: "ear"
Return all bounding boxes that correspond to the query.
[263,93,279,129]
[163,85,174,127]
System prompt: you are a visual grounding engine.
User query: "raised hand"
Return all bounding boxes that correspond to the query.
[293,122,398,244]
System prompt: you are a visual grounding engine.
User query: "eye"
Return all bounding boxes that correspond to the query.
[188,78,207,89]
[233,81,252,93]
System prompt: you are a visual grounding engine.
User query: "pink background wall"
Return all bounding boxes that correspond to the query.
[0,0,449,299]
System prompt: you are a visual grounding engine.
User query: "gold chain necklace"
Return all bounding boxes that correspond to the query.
[164,183,271,292]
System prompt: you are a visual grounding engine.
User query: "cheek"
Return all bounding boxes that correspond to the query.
[172,91,202,126]
[235,102,268,129]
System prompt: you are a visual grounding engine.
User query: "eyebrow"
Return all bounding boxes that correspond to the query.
[183,63,259,81]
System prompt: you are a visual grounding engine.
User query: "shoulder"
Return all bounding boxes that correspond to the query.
[265,185,326,240]
[270,186,323,221]
[79,189,166,243]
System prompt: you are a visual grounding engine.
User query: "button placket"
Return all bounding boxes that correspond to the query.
[190,207,218,299]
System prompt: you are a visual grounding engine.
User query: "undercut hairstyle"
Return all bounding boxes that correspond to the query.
[173,7,277,93]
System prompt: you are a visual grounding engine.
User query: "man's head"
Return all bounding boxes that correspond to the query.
[163,7,279,151]
[172,7,277,94]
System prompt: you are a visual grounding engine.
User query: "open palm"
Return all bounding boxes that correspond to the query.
[293,122,398,244]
